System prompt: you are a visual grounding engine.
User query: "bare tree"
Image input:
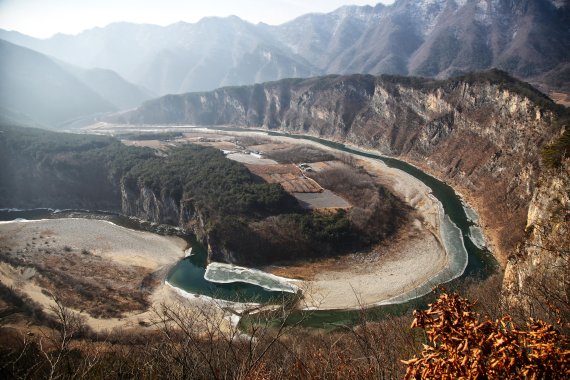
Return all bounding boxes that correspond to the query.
[36,292,99,380]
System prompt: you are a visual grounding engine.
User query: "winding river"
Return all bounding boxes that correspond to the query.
[1,127,498,327]
[166,127,498,327]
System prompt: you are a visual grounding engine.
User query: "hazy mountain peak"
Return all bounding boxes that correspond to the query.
[330,3,383,19]
[196,14,251,27]
[0,39,114,126]
[1,0,567,96]
[0,38,152,127]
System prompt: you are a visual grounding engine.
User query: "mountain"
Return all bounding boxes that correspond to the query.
[2,0,568,95]
[264,4,390,74]
[271,0,570,82]
[0,39,152,127]
[0,105,46,128]
[108,70,566,260]
[0,39,114,127]
[0,19,319,95]
[61,65,154,110]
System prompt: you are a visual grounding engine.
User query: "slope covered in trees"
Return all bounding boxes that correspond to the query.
[0,124,409,265]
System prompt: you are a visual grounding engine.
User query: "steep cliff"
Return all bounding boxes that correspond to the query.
[1,125,383,266]
[112,71,564,260]
[119,180,210,246]
[502,156,569,323]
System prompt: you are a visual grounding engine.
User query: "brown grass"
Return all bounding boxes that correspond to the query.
[39,229,56,237]
[0,264,566,380]
[549,91,570,107]
[0,239,156,319]
[247,143,291,153]
[308,166,410,242]
[265,144,336,164]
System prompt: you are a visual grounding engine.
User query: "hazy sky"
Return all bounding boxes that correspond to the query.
[0,0,396,38]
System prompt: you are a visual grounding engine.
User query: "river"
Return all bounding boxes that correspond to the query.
[0,208,295,305]
[1,127,498,327]
[167,127,499,328]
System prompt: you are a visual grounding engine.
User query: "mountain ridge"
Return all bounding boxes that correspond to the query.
[106,70,566,264]
[2,0,568,96]
[0,39,152,127]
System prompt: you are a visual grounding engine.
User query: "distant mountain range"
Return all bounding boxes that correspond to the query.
[0,0,568,128]
[1,0,568,98]
[0,40,152,127]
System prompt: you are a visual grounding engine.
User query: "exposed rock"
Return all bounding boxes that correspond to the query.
[111,71,563,260]
[119,180,210,247]
[120,181,180,225]
[502,158,569,322]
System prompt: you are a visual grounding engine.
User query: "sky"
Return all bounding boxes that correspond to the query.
[0,0,396,38]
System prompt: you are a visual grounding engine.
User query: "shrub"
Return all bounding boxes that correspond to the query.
[541,128,570,169]
[402,293,570,379]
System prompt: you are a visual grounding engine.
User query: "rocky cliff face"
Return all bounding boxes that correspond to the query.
[119,180,210,247]
[112,71,563,260]
[120,181,180,225]
[502,159,569,322]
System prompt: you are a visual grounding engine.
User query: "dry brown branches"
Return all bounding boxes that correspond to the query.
[403,293,570,379]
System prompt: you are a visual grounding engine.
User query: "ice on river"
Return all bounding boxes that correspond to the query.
[376,214,469,306]
[205,262,299,294]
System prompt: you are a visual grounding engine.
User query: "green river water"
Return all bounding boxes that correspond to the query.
[1,127,498,328]
[170,127,499,328]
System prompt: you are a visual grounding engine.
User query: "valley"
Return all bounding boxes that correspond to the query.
[1,125,476,316]
[3,68,564,327]
[0,0,568,373]
[94,126,474,310]
[108,71,561,264]
[0,68,567,376]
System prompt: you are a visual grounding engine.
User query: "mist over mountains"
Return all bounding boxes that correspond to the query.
[0,40,152,127]
[0,0,568,127]
[2,0,569,95]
